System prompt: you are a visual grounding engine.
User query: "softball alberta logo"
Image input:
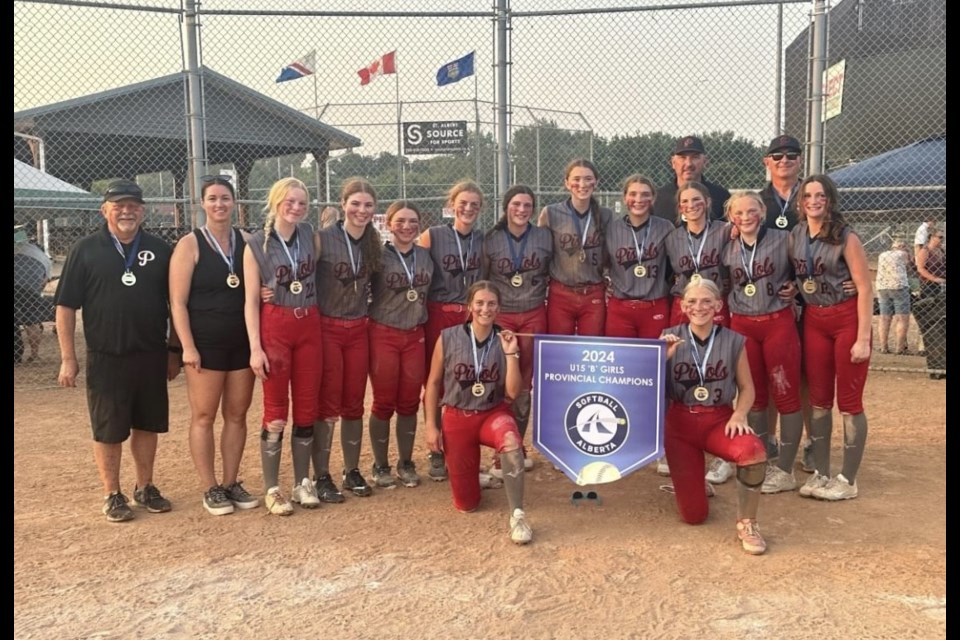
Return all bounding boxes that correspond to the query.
[565,392,628,485]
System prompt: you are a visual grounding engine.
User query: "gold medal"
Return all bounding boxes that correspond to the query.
[121,271,137,287]
[744,283,757,297]
[226,273,240,289]
[471,382,485,397]
[689,272,703,285]
[802,278,817,294]
[510,273,523,288]
[693,386,710,402]
[289,280,303,295]
[406,289,419,302]
[579,249,587,263]
[633,264,647,278]
[775,215,789,229]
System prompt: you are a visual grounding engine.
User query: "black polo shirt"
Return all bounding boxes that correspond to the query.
[652,177,731,225]
[55,224,172,355]
[759,182,800,231]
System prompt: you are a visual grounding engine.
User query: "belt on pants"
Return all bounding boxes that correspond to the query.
[683,404,727,414]
[733,309,789,322]
[616,297,660,309]
[439,303,465,313]
[321,315,368,328]
[266,303,314,319]
[554,282,604,296]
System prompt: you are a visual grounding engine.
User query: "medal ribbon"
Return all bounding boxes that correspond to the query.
[452,225,475,277]
[507,225,531,275]
[630,219,651,268]
[803,231,816,278]
[469,324,493,384]
[566,200,593,253]
[275,228,301,276]
[687,324,717,392]
[110,229,142,275]
[685,220,710,273]
[391,243,417,288]
[342,223,363,281]
[738,237,758,285]
[201,226,235,276]
[775,184,798,220]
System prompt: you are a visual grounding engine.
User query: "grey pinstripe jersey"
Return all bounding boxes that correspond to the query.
[663,324,745,406]
[247,223,317,308]
[440,323,506,410]
[316,222,375,319]
[540,200,612,286]
[426,224,485,303]
[789,223,856,306]
[604,215,673,300]
[482,225,553,312]
[722,228,793,315]
[369,244,434,329]
[665,221,731,297]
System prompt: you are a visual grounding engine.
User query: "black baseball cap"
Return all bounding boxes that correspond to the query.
[103,179,145,204]
[673,136,706,155]
[766,135,802,155]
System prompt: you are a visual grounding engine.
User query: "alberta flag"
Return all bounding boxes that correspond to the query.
[276,50,316,83]
[436,52,475,87]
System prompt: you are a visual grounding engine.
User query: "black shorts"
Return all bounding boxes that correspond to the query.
[85,350,169,444]
[196,344,251,372]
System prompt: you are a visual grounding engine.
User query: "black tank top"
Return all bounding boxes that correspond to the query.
[189,228,248,349]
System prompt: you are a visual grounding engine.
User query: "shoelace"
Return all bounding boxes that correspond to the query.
[142,484,162,502]
[227,482,252,499]
[108,493,128,510]
[209,485,229,504]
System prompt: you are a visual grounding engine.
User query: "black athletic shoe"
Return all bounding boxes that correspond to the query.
[342,468,373,497]
[428,451,448,482]
[314,474,345,504]
[131,483,172,513]
[102,492,135,523]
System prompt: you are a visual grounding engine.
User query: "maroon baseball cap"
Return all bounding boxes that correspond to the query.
[766,135,802,155]
[672,136,706,155]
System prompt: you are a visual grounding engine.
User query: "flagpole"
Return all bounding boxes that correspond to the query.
[474,60,481,191]
[313,49,319,120]
[395,55,405,200]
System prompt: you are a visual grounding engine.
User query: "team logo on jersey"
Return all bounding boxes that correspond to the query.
[137,250,155,266]
[565,392,629,457]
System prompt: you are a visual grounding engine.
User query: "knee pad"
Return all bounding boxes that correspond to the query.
[293,425,314,438]
[261,429,283,443]
[737,462,765,488]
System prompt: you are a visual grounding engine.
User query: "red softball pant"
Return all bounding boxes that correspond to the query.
[669,295,731,327]
[665,403,766,525]
[731,309,802,413]
[802,297,870,414]
[368,321,425,420]
[546,282,606,336]
[496,306,547,390]
[442,404,520,513]
[259,304,323,427]
[424,301,468,373]
[605,296,671,339]
[318,316,369,421]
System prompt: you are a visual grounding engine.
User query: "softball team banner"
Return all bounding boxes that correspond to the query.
[532,336,666,486]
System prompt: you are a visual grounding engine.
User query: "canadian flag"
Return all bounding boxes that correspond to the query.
[358,51,397,86]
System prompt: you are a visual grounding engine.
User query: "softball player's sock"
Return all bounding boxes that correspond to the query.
[368,415,391,467]
[839,413,868,483]
[341,419,364,471]
[311,419,335,478]
[776,411,805,473]
[291,425,314,485]
[809,408,834,476]
[260,429,283,490]
[735,462,765,520]
[511,391,532,438]
[500,448,526,512]
[395,414,418,463]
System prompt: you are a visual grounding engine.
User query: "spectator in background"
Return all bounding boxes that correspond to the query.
[874,239,913,355]
[14,236,53,363]
[916,229,946,299]
[320,206,340,229]
[653,136,731,224]
[914,216,937,258]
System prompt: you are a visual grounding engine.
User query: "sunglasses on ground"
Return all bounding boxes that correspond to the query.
[768,152,801,161]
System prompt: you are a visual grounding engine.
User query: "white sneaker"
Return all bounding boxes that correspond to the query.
[761,465,798,494]
[509,508,533,545]
[656,457,671,477]
[264,486,293,516]
[479,471,503,490]
[799,472,829,498]
[291,477,320,508]
[812,473,858,501]
[705,458,734,484]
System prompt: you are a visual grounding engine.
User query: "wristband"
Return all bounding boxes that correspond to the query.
[505,352,520,358]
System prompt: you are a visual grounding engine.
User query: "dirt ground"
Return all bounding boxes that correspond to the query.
[14,365,945,640]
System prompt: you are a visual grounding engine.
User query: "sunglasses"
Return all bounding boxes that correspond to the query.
[768,152,801,161]
[200,174,233,183]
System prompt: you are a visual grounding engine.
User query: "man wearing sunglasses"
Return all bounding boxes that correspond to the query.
[760,135,804,231]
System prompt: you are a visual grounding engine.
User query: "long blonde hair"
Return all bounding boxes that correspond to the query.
[262,177,309,252]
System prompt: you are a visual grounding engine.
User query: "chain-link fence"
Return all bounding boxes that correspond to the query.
[14,0,946,388]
